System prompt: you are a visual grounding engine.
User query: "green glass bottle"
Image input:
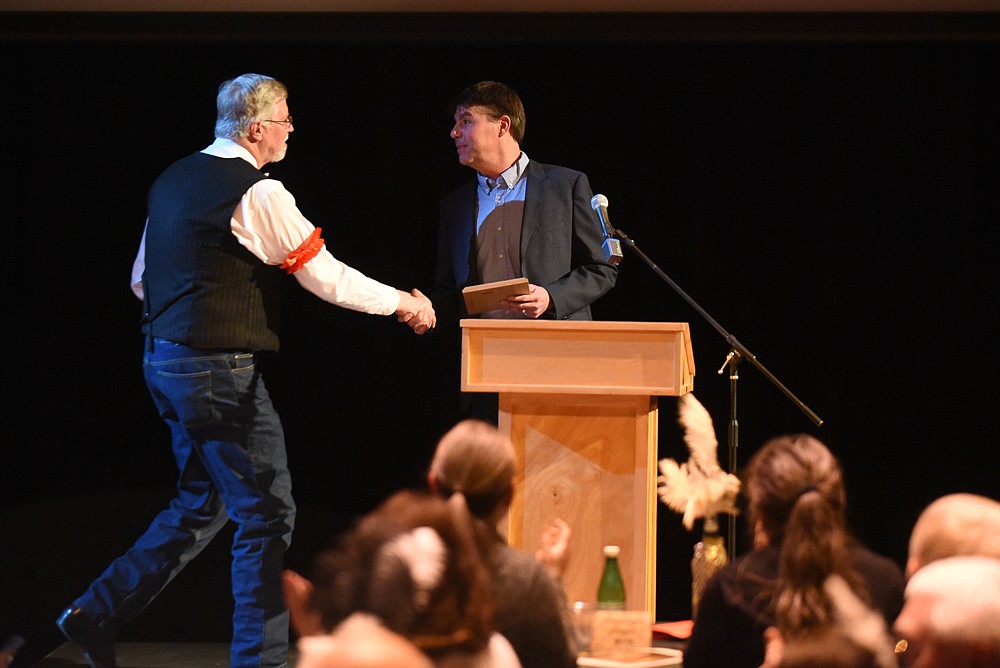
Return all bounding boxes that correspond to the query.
[597,545,626,610]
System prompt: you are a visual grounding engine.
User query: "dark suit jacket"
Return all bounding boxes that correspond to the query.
[433,160,618,325]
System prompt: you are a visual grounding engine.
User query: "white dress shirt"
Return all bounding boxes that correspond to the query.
[131,138,400,316]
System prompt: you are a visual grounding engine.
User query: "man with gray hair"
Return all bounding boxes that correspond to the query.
[55,73,434,668]
[893,556,1000,667]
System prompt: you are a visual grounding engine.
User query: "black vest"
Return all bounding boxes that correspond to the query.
[141,151,284,351]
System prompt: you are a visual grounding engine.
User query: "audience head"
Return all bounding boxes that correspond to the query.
[744,434,866,637]
[428,419,517,523]
[893,555,1000,668]
[906,493,1000,577]
[308,489,497,659]
[744,433,847,547]
[296,613,434,668]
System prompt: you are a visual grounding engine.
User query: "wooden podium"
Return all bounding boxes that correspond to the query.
[460,320,695,613]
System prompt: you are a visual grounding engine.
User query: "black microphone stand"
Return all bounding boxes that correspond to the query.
[609,223,823,561]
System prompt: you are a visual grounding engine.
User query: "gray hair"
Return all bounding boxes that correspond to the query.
[214,73,288,140]
[906,555,1000,648]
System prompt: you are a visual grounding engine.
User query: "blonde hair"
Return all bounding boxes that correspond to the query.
[214,73,288,140]
[429,420,516,519]
[908,493,1000,573]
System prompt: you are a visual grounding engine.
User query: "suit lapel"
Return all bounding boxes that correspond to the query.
[520,161,547,253]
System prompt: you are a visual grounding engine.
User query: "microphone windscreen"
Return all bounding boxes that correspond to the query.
[590,193,609,211]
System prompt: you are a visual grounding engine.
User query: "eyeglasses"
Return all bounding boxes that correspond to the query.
[262,116,294,126]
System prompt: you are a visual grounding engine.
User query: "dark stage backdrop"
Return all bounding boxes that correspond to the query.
[3,11,999,666]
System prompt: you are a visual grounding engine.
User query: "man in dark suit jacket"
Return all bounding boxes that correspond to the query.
[432,81,618,420]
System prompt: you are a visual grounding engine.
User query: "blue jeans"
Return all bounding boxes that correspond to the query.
[75,339,296,668]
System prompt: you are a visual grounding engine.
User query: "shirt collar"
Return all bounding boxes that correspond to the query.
[202,137,259,168]
[478,152,530,192]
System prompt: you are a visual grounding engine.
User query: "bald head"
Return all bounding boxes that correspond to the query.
[907,493,1000,577]
[296,614,433,668]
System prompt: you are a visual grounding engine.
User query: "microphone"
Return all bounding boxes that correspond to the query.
[590,194,624,265]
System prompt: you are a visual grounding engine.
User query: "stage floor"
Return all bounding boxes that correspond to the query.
[34,643,300,667]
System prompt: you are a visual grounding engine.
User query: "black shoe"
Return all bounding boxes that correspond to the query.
[55,607,117,668]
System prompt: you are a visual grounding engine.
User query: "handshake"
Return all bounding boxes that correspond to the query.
[395,288,436,335]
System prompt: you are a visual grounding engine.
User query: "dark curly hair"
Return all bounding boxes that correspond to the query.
[308,489,497,658]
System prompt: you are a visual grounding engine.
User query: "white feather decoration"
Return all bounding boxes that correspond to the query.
[657,393,741,530]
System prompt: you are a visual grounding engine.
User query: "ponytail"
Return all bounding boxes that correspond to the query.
[775,487,866,637]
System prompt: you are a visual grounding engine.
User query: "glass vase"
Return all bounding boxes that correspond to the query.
[691,515,727,619]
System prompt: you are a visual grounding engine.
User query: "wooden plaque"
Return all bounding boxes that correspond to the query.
[462,278,531,315]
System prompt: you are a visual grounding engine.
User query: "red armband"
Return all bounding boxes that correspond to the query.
[280,227,324,274]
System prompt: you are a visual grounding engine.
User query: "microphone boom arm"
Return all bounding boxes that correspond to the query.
[613,225,823,427]
[611,224,823,561]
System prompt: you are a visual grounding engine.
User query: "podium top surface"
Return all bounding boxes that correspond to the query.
[461,319,689,333]
[460,320,695,396]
